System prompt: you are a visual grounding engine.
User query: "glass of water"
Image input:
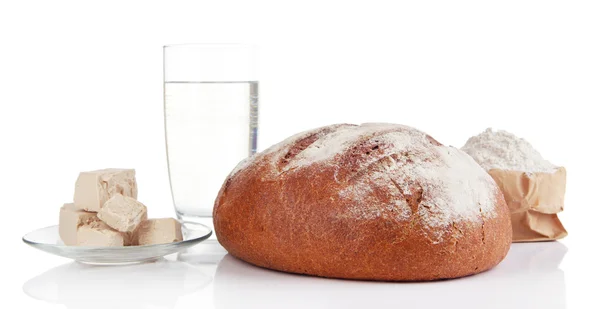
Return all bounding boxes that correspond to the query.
[163,44,258,232]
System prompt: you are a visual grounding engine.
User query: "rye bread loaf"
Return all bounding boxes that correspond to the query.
[213,123,512,281]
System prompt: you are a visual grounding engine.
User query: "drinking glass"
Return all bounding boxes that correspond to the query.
[164,44,258,232]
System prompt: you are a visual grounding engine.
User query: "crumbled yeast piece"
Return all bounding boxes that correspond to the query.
[73,169,138,212]
[97,194,147,233]
[135,218,183,245]
[58,203,96,245]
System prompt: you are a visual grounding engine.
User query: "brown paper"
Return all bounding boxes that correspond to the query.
[488,167,568,242]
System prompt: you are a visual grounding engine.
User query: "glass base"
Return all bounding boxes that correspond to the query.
[175,214,228,269]
[175,215,228,269]
[176,214,216,238]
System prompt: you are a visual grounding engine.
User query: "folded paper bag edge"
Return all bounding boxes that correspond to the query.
[488,167,566,214]
[488,167,567,242]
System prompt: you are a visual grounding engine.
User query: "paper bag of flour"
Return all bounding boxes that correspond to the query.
[488,167,568,242]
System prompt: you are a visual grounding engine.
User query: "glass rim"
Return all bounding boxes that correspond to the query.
[163,43,256,49]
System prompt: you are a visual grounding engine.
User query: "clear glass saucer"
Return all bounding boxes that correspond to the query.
[22,223,212,264]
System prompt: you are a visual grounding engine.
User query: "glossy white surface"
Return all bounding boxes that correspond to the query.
[14,241,594,309]
[2,1,599,308]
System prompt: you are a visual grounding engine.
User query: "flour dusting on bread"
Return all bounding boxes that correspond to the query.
[232,123,499,242]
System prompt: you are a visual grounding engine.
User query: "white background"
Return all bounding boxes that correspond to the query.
[1,1,599,308]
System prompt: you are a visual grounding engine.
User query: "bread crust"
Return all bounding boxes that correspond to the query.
[214,124,512,281]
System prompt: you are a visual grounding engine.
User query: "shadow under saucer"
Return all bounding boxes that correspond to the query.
[23,258,212,309]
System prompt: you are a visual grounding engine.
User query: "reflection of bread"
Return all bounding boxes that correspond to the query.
[214,123,512,281]
[214,243,566,309]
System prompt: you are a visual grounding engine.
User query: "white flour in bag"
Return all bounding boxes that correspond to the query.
[461,128,557,173]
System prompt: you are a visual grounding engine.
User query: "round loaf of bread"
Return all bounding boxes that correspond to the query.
[214,123,512,281]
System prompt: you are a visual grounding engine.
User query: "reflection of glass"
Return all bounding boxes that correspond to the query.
[177,244,229,277]
[213,242,567,309]
[164,44,258,231]
[23,259,212,309]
